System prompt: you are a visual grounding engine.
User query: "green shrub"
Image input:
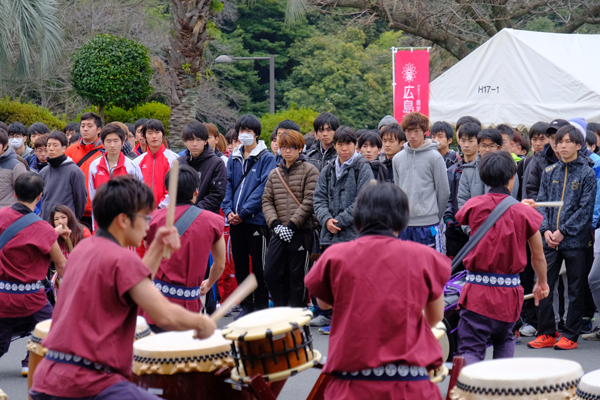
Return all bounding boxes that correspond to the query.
[0,97,67,130]
[259,105,320,143]
[78,102,171,134]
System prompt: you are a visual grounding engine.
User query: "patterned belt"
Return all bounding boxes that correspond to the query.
[153,279,201,300]
[45,350,114,374]
[334,364,430,382]
[466,272,521,288]
[0,279,43,294]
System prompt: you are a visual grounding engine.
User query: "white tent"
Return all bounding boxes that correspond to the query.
[429,28,600,128]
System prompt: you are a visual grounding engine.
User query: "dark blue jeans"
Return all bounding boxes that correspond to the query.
[0,299,53,367]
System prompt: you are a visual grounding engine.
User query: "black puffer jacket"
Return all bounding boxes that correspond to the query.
[525,143,558,201]
[306,140,337,172]
[538,155,596,250]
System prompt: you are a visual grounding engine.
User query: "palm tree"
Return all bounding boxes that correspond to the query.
[168,0,218,145]
[0,0,63,77]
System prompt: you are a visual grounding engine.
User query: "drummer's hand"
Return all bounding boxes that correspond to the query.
[200,279,211,296]
[193,315,217,340]
[154,226,181,254]
[532,281,550,306]
[521,199,537,209]
[55,225,71,238]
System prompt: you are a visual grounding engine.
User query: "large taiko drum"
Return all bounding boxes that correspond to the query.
[26,319,52,399]
[430,322,449,383]
[131,330,252,400]
[222,307,322,383]
[449,358,583,399]
[575,369,600,399]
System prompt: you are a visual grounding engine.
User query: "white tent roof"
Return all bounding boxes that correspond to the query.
[429,28,600,128]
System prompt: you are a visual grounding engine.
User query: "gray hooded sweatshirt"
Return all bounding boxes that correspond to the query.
[392,139,450,226]
[40,156,87,221]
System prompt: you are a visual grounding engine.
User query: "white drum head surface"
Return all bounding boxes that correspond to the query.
[578,369,600,396]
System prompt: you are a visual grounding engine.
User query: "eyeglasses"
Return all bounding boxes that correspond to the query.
[133,214,152,224]
[479,144,499,150]
[280,146,299,151]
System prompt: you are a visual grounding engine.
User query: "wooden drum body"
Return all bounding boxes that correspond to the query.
[131,330,252,400]
[449,358,583,400]
[222,307,322,383]
[26,319,52,399]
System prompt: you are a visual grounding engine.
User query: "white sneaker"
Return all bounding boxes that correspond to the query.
[309,315,332,327]
[582,326,600,341]
[519,324,537,337]
[21,366,28,377]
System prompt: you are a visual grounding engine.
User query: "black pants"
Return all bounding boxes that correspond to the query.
[537,247,586,341]
[229,223,270,311]
[520,244,538,328]
[264,231,312,308]
[584,243,596,319]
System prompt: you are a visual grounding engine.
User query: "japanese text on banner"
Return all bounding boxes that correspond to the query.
[394,49,429,122]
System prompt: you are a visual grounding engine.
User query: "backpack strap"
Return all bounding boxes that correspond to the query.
[232,149,268,195]
[451,195,519,272]
[76,148,103,167]
[0,213,43,251]
[173,206,202,236]
[353,157,368,184]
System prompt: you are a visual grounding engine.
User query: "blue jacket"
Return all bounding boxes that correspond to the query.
[221,141,276,226]
[538,155,596,250]
[585,150,600,228]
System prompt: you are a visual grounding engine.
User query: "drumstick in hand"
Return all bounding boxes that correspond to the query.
[523,293,534,300]
[61,223,74,252]
[163,160,180,259]
[210,274,258,322]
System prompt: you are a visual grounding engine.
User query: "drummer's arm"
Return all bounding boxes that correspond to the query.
[528,231,549,305]
[49,241,66,277]
[129,278,216,339]
[201,236,226,294]
[424,294,444,328]
[316,298,332,310]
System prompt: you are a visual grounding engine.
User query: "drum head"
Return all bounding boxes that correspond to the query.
[577,369,600,397]
[458,358,583,394]
[33,319,52,340]
[222,307,312,341]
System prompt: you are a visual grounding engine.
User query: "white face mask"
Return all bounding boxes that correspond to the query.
[9,138,23,149]
[239,133,255,146]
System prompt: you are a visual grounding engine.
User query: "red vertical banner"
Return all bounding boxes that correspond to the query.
[393,49,430,122]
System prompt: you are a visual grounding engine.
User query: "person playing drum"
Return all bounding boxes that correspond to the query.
[305,182,451,400]
[140,165,226,333]
[30,175,217,400]
[454,151,549,365]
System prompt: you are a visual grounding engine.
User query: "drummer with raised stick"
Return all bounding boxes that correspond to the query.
[141,164,226,333]
[305,182,451,400]
[30,175,217,400]
[454,151,549,366]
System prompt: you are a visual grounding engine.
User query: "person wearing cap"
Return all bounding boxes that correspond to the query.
[378,115,398,131]
[527,124,596,350]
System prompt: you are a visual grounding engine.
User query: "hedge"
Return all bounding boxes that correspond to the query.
[78,102,171,134]
[259,105,320,143]
[0,97,67,131]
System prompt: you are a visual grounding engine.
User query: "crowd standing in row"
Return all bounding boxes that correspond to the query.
[0,108,599,399]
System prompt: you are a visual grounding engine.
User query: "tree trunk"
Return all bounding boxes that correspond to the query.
[168,71,197,148]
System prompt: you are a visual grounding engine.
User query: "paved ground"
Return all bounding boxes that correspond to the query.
[2,315,600,400]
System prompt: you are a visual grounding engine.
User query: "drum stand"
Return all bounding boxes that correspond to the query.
[216,367,287,400]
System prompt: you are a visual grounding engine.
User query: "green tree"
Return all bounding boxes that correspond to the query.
[71,34,153,121]
[283,28,401,129]
[259,105,320,142]
[0,0,63,76]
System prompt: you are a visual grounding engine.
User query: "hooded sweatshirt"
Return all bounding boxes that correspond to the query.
[65,138,104,217]
[0,146,28,208]
[392,139,450,226]
[40,156,87,220]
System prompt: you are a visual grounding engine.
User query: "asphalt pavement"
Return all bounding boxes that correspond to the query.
[2,315,600,400]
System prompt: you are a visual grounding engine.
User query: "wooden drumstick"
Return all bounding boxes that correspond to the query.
[524,293,534,300]
[61,223,73,252]
[526,201,564,208]
[163,160,180,259]
[210,274,258,322]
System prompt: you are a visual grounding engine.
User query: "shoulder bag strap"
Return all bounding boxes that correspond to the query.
[76,148,103,167]
[275,168,301,206]
[451,195,519,272]
[0,213,42,250]
[173,206,202,237]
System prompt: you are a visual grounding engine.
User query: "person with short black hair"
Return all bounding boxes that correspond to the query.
[455,151,549,364]
[0,172,66,376]
[28,123,50,149]
[393,112,449,250]
[304,131,316,150]
[458,129,519,212]
[305,182,451,399]
[177,121,227,214]
[30,135,49,173]
[30,175,217,400]
[8,122,35,163]
[66,112,104,227]
[456,116,481,133]
[263,130,319,308]
[378,123,406,183]
[444,122,481,258]
[431,121,458,167]
[133,119,149,156]
[140,166,226,333]
[133,119,178,207]
[204,123,228,164]
[225,128,240,154]
[64,122,80,143]
[528,125,596,351]
[307,112,339,171]
[0,128,28,208]
[270,129,280,156]
[496,124,515,152]
[40,131,87,222]
[88,124,143,217]
[357,130,387,182]
[222,114,276,319]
